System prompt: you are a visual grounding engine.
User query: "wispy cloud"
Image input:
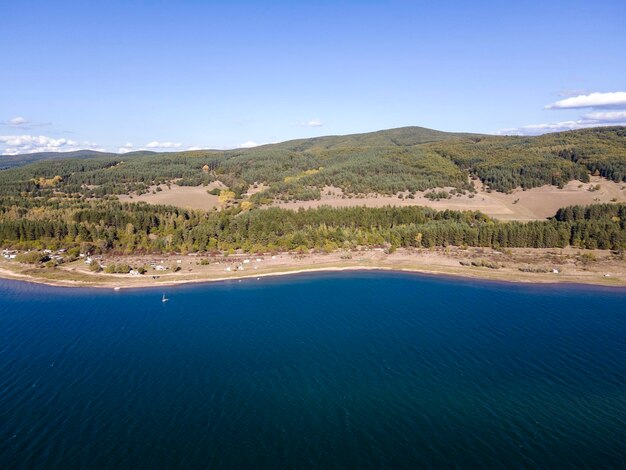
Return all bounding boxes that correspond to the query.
[300,118,323,127]
[557,89,588,98]
[0,134,104,155]
[581,110,626,122]
[546,91,626,110]
[498,120,599,135]
[1,116,51,130]
[145,141,182,149]
[500,90,626,135]
[9,117,28,126]
[499,118,626,136]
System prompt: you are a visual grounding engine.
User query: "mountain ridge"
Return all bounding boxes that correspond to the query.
[3,125,624,165]
[0,125,624,199]
[0,125,482,165]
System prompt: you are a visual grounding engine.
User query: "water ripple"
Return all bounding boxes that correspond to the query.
[1,274,625,468]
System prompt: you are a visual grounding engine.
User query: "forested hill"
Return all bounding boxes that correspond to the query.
[257,126,483,152]
[1,126,626,255]
[1,126,472,167]
[0,149,156,169]
[0,126,625,201]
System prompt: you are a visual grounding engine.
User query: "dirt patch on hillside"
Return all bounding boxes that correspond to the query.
[117,177,626,220]
[118,182,226,211]
[270,178,626,220]
[244,182,269,197]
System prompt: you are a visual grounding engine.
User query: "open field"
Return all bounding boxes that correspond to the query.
[118,182,225,210]
[271,177,626,220]
[1,247,625,289]
[117,177,626,221]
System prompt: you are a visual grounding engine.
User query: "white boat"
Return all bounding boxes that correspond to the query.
[162,294,169,303]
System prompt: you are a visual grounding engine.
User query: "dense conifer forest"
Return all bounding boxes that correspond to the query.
[0,196,624,254]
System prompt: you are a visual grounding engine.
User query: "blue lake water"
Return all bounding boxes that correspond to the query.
[1,272,625,469]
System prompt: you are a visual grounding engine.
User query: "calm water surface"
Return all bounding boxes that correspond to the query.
[1,272,625,469]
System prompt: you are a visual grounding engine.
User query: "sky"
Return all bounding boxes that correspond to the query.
[1,0,625,155]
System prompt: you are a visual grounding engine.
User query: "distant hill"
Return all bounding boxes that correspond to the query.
[0,149,156,169]
[0,126,476,169]
[262,126,483,152]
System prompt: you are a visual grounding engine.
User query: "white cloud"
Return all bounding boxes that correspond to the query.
[2,116,51,129]
[0,134,104,155]
[117,142,135,153]
[501,91,626,135]
[581,110,626,122]
[499,120,592,135]
[546,91,626,110]
[9,117,28,126]
[82,141,104,150]
[145,141,182,149]
[498,119,626,136]
[239,141,260,148]
[300,118,323,127]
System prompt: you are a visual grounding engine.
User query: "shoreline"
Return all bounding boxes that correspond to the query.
[1,248,626,290]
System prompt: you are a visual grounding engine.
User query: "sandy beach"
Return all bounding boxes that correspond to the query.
[1,247,625,289]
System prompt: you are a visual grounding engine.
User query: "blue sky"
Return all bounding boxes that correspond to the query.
[1,0,625,154]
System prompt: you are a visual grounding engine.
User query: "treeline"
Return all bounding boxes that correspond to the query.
[0,197,624,253]
[554,203,626,222]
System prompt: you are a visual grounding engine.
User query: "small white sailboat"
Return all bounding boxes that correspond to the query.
[162,294,169,303]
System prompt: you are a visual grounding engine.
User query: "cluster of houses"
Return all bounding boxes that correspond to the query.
[46,250,66,263]
[2,250,300,278]
[2,249,17,260]
[81,253,103,265]
[224,257,271,272]
[2,248,69,262]
[149,259,182,271]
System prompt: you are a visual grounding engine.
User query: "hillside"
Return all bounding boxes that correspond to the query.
[0,125,625,267]
[0,149,156,169]
[0,126,470,168]
[427,126,626,192]
[260,126,482,152]
[0,126,625,209]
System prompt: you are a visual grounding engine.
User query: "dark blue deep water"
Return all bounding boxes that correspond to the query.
[1,272,626,469]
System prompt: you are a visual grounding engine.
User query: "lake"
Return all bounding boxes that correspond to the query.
[1,272,625,468]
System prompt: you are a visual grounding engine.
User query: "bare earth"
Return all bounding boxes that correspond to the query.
[1,247,625,289]
[272,178,626,220]
[118,182,226,211]
[116,177,626,221]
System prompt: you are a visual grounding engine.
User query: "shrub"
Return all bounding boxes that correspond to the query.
[89,260,102,272]
[104,263,130,274]
[16,251,49,264]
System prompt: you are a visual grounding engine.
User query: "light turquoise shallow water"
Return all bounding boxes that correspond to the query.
[1,272,625,469]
